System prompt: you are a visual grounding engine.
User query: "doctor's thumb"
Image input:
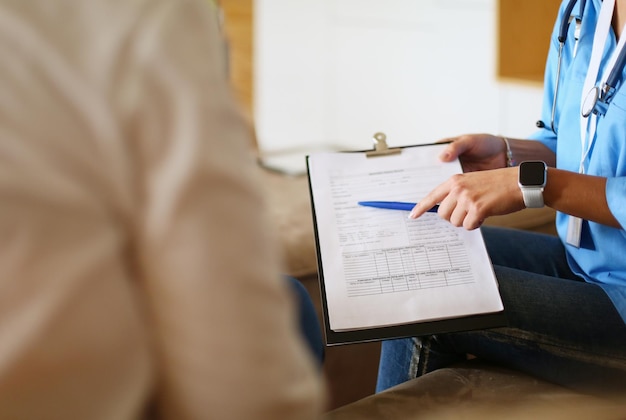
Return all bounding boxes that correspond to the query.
[438,141,463,162]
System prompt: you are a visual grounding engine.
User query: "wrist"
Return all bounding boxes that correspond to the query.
[501,136,515,167]
[518,160,547,208]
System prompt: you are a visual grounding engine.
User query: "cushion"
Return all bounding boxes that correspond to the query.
[260,169,318,277]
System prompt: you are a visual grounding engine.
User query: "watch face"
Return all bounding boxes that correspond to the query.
[519,161,546,186]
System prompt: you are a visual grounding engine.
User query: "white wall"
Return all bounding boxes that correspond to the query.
[254,0,544,161]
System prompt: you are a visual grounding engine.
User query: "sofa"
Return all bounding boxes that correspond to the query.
[324,359,626,419]
[258,165,626,416]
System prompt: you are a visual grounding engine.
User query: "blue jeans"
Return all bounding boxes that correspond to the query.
[287,276,325,366]
[376,226,626,396]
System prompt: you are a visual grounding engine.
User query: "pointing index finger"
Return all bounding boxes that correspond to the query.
[409,197,440,219]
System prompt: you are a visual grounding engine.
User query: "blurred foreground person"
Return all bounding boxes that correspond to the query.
[0,0,325,418]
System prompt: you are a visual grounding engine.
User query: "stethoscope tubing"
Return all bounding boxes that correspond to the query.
[559,0,585,42]
[551,0,584,133]
[551,42,565,133]
[604,37,626,91]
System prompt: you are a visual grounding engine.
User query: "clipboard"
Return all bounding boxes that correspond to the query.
[365,132,402,157]
[306,133,507,346]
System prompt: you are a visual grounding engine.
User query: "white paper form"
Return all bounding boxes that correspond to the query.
[308,144,504,331]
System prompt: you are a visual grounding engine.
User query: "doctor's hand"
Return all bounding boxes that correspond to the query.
[409,167,524,230]
[437,133,509,173]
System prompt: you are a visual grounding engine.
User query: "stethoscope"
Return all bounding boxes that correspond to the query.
[538,0,626,133]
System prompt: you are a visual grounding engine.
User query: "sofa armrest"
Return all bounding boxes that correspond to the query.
[324,360,624,419]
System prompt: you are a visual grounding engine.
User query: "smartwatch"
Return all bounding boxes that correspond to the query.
[518,161,547,208]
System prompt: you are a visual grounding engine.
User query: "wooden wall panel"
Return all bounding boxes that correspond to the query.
[498,0,561,83]
[220,0,254,116]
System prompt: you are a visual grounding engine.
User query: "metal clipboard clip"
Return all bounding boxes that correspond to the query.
[365,132,401,158]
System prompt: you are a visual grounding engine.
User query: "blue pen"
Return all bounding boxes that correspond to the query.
[358,201,439,213]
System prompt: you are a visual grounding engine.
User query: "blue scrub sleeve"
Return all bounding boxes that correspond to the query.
[528,128,558,153]
[605,177,626,229]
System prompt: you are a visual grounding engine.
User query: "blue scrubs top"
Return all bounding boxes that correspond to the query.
[529,0,626,324]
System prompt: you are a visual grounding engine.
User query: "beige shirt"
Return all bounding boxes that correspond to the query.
[0,0,325,418]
